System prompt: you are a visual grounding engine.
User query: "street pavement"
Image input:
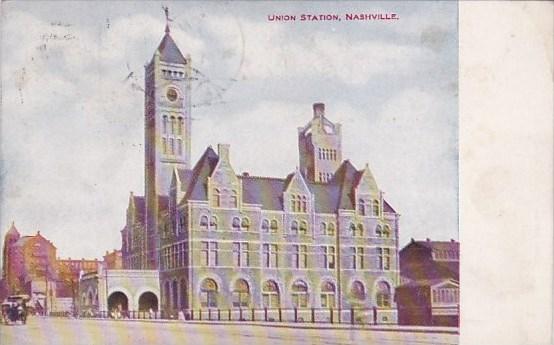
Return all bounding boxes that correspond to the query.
[0,316,459,345]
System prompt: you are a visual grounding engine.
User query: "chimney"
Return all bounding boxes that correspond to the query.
[218,144,230,163]
[426,238,430,242]
[242,172,250,177]
[313,102,325,118]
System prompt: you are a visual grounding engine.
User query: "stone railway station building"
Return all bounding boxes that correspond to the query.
[103,23,401,321]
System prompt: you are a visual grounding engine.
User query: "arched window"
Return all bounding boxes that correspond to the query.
[210,216,218,230]
[163,116,168,134]
[200,278,218,308]
[212,189,221,207]
[200,215,209,230]
[232,279,250,308]
[376,281,391,307]
[376,225,383,237]
[299,221,308,235]
[262,280,280,308]
[177,117,183,135]
[373,199,380,216]
[261,219,270,232]
[320,222,327,235]
[230,190,238,208]
[351,281,365,300]
[270,219,278,232]
[349,223,356,236]
[383,225,391,238]
[241,217,250,231]
[320,281,336,308]
[301,196,307,212]
[291,280,309,308]
[232,217,241,231]
[291,220,299,234]
[170,116,176,134]
[359,199,366,216]
[356,224,364,237]
[290,195,296,211]
[327,223,335,236]
[169,138,175,155]
[162,138,167,154]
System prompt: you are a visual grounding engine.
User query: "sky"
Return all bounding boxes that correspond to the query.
[1,1,458,260]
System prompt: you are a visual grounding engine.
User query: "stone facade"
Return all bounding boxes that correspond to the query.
[121,25,400,320]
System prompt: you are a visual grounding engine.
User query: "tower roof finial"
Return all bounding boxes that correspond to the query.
[162,5,170,33]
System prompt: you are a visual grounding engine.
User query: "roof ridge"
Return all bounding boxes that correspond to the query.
[239,175,285,181]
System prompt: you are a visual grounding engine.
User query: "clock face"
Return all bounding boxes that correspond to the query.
[166,87,179,102]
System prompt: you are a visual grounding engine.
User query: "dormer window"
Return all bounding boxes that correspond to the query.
[261,219,270,232]
[241,217,250,231]
[232,217,241,231]
[299,221,308,235]
[212,189,221,207]
[230,190,238,208]
[200,215,209,230]
[372,199,380,216]
[270,220,279,233]
[358,199,366,216]
[291,220,299,234]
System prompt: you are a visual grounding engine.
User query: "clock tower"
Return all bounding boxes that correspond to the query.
[144,23,192,269]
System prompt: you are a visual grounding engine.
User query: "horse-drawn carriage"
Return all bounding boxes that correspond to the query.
[1,294,29,325]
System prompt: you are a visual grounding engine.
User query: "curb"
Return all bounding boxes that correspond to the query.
[73,318,459,335]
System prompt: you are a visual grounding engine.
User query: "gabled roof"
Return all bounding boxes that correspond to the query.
[4,222,20,238]
[176,169,193,192]
[156,33,187,65]
[332,160,362,210]
[183,146,219,202]
[175,147,397,215]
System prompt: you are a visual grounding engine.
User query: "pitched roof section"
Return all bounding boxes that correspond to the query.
[176,149,397,214]
[414,240,459,252]
[5,222,20,238]
[332,160,362,210]
[156,33,187,65]
[183,146,219,202]
[241,176,284,210]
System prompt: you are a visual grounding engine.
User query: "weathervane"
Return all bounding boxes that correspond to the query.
[162,5,172,32]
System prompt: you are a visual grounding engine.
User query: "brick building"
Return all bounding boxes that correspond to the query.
[395,239,459,326]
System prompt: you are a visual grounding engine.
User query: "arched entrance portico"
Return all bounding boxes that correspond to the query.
[108,291,129,312]
[138,292,159,311]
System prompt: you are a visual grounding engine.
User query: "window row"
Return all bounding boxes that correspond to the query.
[161,242,187,270]
[433,249,459,261]
[290,194,308,213]
[162,115,184,135]
[199,242,392,271]
[197,216,392,238]
[162,137,182,155]
[319,172,333,182]
[318,148,337,161]
[358,199,381,217]
[197,278,392,309]
[211,189,238,208]
[432,288,459,304]
[161,69,184,79]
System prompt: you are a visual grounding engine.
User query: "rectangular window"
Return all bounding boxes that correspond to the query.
[202,241,218,266]
[351,247,364,270]
[377,247,391,270]
[292,245,307,269]
[233,242,249,267]
[323,246,335,269]
[263,244,278,268]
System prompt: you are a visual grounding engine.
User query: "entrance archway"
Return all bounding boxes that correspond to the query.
[108,291,129,312]
[138,292,159,311]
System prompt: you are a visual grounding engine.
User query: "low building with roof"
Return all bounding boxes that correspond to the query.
[396,239,459,326]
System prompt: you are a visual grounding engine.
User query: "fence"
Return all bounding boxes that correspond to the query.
[79,306,400,325]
